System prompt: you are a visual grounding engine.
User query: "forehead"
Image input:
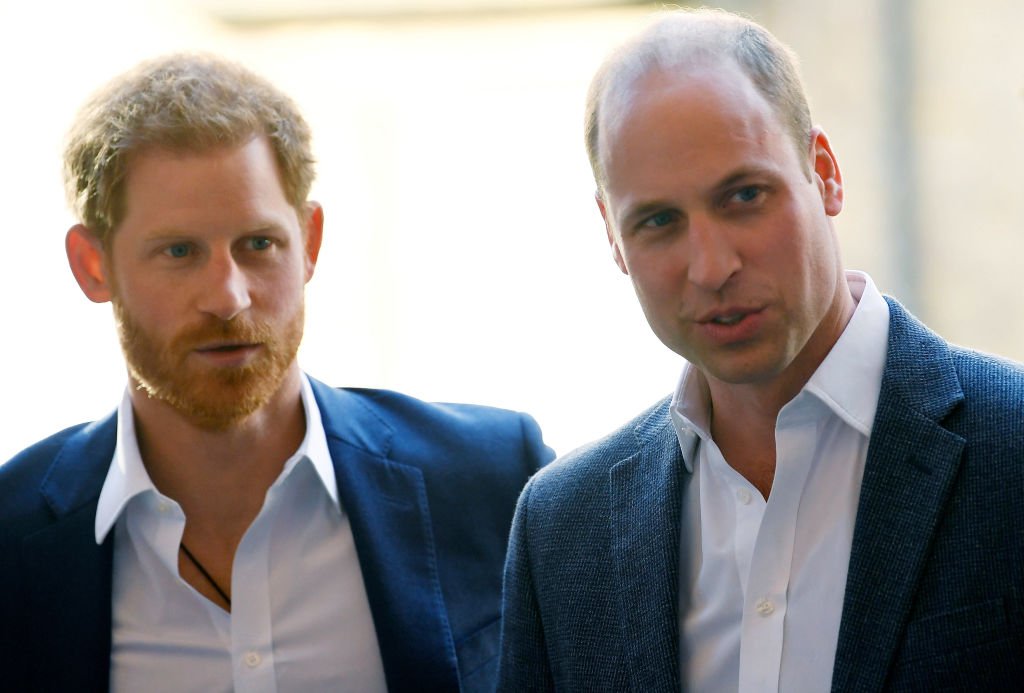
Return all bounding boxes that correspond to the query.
[115,136,299,241]
[118,136,292,228]
[124,135,281,192]
[599,61,793,194]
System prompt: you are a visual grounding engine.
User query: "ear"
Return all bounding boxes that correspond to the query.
[302,201,324,283]
[809,127,843,217]
[597,192,628,275]
[66,224,113,303]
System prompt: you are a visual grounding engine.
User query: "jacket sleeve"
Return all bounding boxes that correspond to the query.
[497,478,555,691]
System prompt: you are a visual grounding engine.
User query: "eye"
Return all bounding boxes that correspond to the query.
[164,243,192,258]
[249,236,273,250]
[730,186,763,205]
[641,210,678,229]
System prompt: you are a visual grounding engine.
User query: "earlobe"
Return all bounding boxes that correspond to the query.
[65,224,113,303]
[302,202,324,282]
[597,193,629,276]
[810,127,844,216]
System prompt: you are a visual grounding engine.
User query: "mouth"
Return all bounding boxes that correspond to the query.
[693,306,766,344]
[707,313,745,326]
[195,341,258,353]
[696,306,762,325]
[192,342,263,365]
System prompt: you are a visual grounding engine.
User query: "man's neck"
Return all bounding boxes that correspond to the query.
[704,282,857,498]
[128,366,307,547]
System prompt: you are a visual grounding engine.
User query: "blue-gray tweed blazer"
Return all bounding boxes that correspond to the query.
[499,298,1024,692]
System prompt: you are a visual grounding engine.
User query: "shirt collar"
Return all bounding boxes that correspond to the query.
[95,373,339,544]
[670,271,890,472]
[800,271,889,436]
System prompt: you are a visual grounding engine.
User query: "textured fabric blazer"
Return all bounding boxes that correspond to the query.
[0,377,553,693]
[499,298,1024,692]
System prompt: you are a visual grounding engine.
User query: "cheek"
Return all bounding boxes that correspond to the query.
[625,244,687,288]
[113,278,172,324]
[254,275,307,323]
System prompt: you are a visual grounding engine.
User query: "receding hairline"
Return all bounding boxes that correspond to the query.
[585,9,813,194]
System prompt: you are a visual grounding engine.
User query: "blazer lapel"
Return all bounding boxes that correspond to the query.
[24,415,117,691]
[832,299,966,692]
[609,403,685,691]
[312,380,458,692]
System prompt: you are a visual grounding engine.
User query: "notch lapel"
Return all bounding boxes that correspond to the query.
[609,406,685,691]
[312,381,458,692]
[832,299,966,692]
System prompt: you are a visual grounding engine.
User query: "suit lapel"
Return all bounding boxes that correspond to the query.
[24,415,117,691]
[832,299,965,692]
[609,402,685,691]
[312,380,458,692]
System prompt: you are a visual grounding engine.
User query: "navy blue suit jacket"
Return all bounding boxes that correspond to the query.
[499,299,1024,691]
[0,377,553,693]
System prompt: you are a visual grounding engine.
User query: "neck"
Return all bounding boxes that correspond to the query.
[129,365,307,545]
[705,279,857,497]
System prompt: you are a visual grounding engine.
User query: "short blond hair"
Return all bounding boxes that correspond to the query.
[585,8,812,194]
[63,53,315,243]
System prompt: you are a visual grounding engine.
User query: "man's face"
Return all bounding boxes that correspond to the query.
[599,61,847,392]
[103,136,320,429]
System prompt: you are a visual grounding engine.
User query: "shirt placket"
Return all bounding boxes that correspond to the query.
[231,486,280,693]
[737,411,817,693]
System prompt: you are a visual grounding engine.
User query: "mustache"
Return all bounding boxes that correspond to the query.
[169,318,277,352]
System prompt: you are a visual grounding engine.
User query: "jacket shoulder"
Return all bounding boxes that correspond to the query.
[946,346,1024,439]
[950,346,1024,398]
[0,422,95,537]
[310,381,554,483]
[527,395,672,506]
[339,386,550,463]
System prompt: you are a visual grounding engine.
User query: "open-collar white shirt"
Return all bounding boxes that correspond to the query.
[671,271,890,693]
[95,374,387,693]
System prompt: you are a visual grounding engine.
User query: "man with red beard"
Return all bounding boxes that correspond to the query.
[0,54,552,693]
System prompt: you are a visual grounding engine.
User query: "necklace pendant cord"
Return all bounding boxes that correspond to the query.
[179,542,232,608]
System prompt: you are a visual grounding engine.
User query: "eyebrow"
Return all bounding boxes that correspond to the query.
[618,165,780,226]
[141,221,288,239]
[710,166,776,194]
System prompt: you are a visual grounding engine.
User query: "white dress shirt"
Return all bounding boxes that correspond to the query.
[672,271,890,693]
[95,374,388,693]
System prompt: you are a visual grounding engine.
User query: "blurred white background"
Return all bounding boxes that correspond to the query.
[2,0,1023,462]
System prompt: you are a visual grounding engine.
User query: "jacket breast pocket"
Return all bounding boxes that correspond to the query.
[888,596,1024,691]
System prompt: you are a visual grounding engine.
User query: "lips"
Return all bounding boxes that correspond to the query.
[196,342,257,353]
[191,341,263,367]
[708,313,744,326]
[693,306,766,344]
[695,306,762,325]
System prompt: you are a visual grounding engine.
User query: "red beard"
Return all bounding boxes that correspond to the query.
[113,299,304,430]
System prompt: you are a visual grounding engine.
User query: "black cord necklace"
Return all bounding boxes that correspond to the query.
[180,542,232,608]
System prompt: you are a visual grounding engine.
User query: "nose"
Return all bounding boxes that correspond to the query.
[197,250,251,321]
[686,220,741,292]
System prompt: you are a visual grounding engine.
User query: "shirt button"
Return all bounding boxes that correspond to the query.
[244,651,261,667]
[736,488,752,505]
[755,598,775,616]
